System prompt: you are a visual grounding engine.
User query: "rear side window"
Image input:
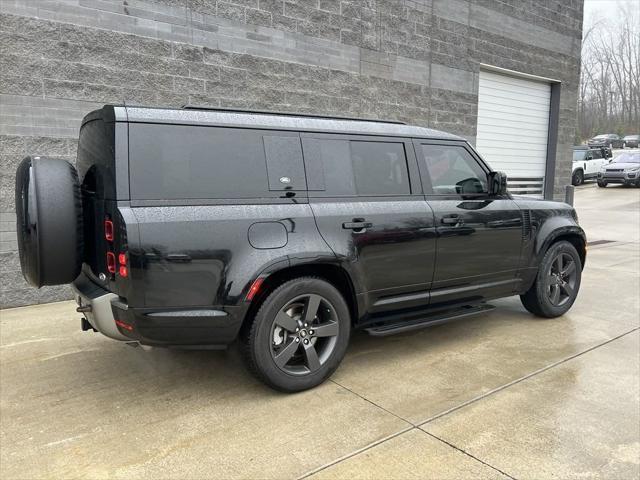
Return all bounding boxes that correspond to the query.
[77,119,116,199]
[302,138,410,196]
[128,124,305,200]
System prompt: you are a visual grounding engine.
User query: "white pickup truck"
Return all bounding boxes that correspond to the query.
[572,146,609,186]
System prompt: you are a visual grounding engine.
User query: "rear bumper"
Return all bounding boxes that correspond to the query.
[72,273,245,347]
[72,274,130,341]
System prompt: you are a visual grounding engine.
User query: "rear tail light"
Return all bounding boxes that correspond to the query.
[106,252,116,274]
[115,319,133,331]
[104,219,114,242]
[117,252,128,277]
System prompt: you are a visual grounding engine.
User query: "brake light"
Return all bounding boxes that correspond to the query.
[104,219,114,242]
[246,277,264,301]
[118,253,127,265]
[115,319,133,331]
[106,252,116,274]
[119,266,128,277]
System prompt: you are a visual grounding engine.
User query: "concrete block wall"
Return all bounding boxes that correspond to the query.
[0,0,583,308]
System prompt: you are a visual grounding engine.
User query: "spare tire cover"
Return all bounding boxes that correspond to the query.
[15,156,83,287]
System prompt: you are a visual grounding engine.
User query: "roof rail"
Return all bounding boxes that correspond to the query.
[181,104,406,125]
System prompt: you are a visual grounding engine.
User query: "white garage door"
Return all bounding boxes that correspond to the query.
[476,70,551,197]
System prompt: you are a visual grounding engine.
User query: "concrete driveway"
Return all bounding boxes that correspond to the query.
[1,185,639,479]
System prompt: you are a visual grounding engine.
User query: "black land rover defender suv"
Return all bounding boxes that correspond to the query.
[15,105,586,392]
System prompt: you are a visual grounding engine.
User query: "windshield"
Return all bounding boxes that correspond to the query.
[573,150,586,161]
[624,135,638,140]
[612,153,640,164]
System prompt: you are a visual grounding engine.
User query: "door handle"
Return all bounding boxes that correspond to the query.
[342,219,372,231]
[441,215,463,226]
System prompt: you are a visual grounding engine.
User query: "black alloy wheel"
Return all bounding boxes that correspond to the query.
[241,277,350,392]
[545,252,578,307]
[270,293,339,375]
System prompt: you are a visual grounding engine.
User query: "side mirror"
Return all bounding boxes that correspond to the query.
[488,171,508,196]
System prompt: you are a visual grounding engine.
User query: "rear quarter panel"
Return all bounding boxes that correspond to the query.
[130,203,332,308]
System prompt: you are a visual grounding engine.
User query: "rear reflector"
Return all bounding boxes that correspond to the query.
[104,219,114,242]
[246,277,264,301]
[106,252,116,274]
[115,319,133,331]
[118,253,127,265]
[119,266,128,278]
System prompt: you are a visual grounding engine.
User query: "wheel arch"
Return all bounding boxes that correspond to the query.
[239,263,359,337]
[536,227,586,270]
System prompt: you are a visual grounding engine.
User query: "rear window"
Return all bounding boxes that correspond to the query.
[302,138,410,196]
[77,118,116,199]
[128,124,305,200]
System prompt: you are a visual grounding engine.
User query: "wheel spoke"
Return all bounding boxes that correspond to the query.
[273,339,299,368]
[561,282,574,298]
[562,260,576,276]
[303,294,322,324]
[302,342,321,372]
[313,321,338,338]
[554,255,563,274]
[274,310,298,332]
[550,284,560,304]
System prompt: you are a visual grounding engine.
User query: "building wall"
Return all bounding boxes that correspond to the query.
[0,0,583,308]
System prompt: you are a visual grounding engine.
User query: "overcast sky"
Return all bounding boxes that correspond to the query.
[583,0,639,27]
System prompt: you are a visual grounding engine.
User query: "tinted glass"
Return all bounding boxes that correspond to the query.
[302,139,410,196]
[591,149,602,159]
[421,145,488,194]
[302,138,356,195]
[263,135,306,191]
[129,124,271,200]
[350,141,410,195]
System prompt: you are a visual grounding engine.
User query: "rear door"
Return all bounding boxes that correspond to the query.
[302,134,436,316]
[415,140,523,306]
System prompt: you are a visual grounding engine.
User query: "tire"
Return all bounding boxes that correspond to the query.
[520,241,581,318]
[15,156,83,287]
[597,180,607,188]
[571,170,583,186]
[241,277,351,392]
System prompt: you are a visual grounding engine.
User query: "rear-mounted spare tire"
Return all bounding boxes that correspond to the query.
[15,156,83,287]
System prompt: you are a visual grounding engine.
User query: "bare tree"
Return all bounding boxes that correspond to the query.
[578,3,640,142]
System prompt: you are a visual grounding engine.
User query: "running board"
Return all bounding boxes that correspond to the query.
[364,304,496,337]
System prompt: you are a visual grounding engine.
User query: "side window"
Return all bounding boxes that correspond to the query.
[263,136,306,191]
[350,141,410,195]
[129,125,306,200]
[302,138,410,197]
[420,144,488,195]
[591,150,601,160]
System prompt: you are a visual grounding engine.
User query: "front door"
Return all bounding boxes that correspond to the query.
[415,140,523,307]
[302,133,437,316]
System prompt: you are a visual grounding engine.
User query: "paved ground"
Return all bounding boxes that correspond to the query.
[1,184,639,479]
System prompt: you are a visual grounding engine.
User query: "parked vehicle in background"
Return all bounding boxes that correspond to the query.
[597,152,640,187]
[623,135,639,148]
[14,105,586,392]
[572,146,609,186]
[588,134,624,150]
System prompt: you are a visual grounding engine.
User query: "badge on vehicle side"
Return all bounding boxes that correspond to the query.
[279,176,291,184]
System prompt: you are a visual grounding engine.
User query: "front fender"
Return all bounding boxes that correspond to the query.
[531,215,586,268]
